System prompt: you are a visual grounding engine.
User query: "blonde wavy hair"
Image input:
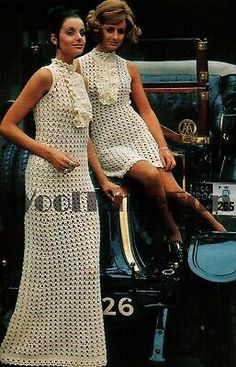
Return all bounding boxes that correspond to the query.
[86,0,141,44]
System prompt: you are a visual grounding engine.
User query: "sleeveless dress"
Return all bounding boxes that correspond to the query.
[79,48,163,178]
[0,59,107,367]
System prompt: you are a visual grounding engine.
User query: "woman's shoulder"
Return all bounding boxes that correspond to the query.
[37,64,56,82]
[27,67,53,90]
[16,66,53,101]
[37,65,53,78]
[125,59,140,77]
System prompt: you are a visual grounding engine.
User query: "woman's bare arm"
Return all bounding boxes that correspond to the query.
[0,68,79,172]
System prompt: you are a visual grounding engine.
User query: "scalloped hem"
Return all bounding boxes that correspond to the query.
[104,158,164,179]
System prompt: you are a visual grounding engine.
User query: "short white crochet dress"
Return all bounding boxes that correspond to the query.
[0,59,107,367]
[79,48,163,178]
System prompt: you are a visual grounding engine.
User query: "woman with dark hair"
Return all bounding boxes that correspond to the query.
[78,0,225,263]
[0,6,107,367]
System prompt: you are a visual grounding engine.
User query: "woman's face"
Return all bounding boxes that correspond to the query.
[54,17,86,61]
[98,19,126,52]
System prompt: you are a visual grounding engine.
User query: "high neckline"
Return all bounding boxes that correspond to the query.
[92,48,116,61]
[52,58,76,72]
[89,48,119,105]
[49,59,92,128]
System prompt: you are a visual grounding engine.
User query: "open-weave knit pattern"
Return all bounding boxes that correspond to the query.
[0,59,107,367]
[79,48,164,178]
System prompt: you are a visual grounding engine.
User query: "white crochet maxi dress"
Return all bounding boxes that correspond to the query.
[0,59,107,367]
[79,48,163,178]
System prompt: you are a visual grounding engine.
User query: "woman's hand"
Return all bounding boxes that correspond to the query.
[100,180,126,206]
[47,148,80,174]
[160,148,176,171]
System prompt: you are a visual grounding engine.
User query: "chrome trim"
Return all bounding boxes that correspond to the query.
[181,135,210,145]
[119,196,141,273]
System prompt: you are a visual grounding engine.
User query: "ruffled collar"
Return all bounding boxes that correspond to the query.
[90,48,119,105]
[91,48,116,62]
[51,58,92,128]
[51,58,76,72]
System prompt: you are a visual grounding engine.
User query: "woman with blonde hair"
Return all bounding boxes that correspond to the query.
[78,0,225,264]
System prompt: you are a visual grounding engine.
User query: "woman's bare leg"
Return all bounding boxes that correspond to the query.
[158,169,226,232]
[127,161,182,242]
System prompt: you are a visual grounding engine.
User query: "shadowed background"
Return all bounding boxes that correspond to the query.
[0,0,236,104]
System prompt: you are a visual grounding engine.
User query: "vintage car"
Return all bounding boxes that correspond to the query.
[0,38,236,367]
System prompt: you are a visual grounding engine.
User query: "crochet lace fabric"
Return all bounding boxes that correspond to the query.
[0,59,107,367]
[79,48,163,178]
